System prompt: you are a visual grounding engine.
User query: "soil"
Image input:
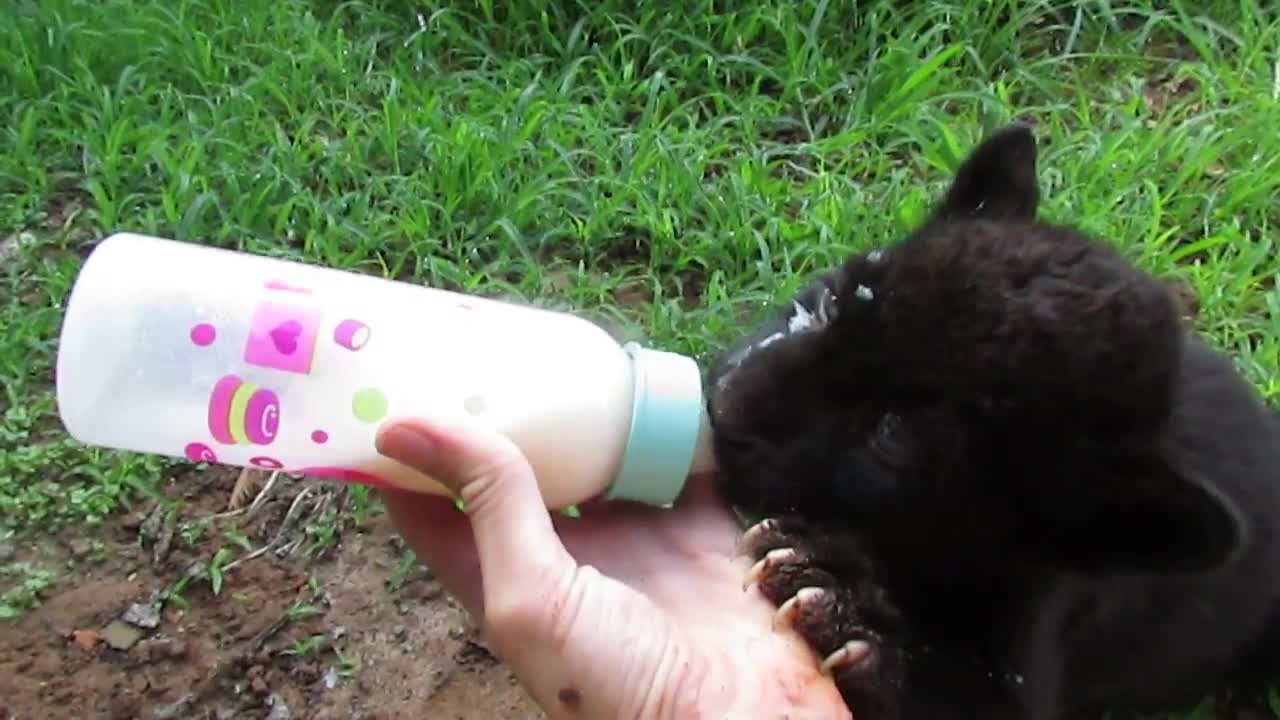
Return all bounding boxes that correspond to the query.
[0,467,547,720]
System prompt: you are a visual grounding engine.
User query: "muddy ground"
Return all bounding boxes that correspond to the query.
[0,467,547,720]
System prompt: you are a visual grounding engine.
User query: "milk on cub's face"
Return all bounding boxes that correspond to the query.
[55,233,716,509]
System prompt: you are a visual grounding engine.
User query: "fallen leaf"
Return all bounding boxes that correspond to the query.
[71,629,101,651]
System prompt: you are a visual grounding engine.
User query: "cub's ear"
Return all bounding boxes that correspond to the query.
[932,123,1041,222]
[1040,459,1244,576]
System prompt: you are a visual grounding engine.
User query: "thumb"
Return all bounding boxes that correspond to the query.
[377,417,699,719]
[374,416,578,615]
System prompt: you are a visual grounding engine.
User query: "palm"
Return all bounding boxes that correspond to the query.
[383,477,850,717]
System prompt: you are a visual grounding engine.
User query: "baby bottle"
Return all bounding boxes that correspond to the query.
[55,233,717,509]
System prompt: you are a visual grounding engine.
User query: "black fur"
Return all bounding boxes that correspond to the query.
[706,123,1280,720]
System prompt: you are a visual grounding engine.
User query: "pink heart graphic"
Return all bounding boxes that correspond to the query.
[269,321,302,355]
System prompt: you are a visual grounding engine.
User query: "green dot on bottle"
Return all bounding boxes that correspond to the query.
[351,388,388,423]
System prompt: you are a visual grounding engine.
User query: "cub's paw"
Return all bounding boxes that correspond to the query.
[740,516,907,720]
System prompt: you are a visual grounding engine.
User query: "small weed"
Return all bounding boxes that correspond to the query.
[333,648,362,678]
[385,549,421,594]
[303,507,341,557]
[283,633,330,658]
[180,518,210,547]
[344,485,377,524]
[162,573,196,611]
[286,601,327,622]
[206,546,235,596]
[222,528,254,552]
[0,562,58,618]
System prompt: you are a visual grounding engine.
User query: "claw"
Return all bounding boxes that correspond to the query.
[744,547,796,590]
[813,285,838,327]
[737,518,779,555]
[773,586,826,630]
[821,640,873,675]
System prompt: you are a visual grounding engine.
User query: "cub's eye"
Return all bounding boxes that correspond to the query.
[868,413,909,470]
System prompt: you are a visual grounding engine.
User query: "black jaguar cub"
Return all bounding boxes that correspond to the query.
[706,124,1280,720]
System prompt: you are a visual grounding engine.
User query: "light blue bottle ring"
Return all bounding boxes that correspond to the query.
[606,342,705,507]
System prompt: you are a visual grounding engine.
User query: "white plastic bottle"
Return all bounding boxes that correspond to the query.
[55,233,717,509]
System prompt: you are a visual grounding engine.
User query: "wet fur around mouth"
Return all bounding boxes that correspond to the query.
[706,123,1280,720]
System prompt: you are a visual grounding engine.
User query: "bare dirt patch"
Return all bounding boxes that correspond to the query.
[0,467,546,720]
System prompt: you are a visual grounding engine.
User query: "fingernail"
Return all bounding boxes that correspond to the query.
[376,423,438,472]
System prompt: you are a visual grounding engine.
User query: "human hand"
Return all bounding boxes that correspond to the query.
[374,416,852,719]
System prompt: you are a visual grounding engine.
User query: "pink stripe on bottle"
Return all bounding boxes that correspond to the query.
[207,375,242,444]
[296,466,397,490]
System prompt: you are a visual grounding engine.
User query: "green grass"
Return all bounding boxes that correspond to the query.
[3,0,1278,520]
[0,2,1247,533]
[2,0,1269,532]
[3,0,1279,574]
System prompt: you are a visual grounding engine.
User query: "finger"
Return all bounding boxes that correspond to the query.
[377,488,484,613]
[375,416,577,614]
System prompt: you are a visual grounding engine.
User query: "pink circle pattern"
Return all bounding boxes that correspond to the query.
[184,442,217,463]
[190,323,216,346]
